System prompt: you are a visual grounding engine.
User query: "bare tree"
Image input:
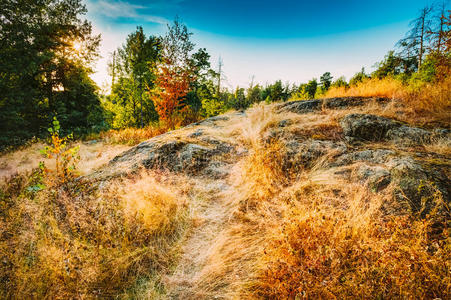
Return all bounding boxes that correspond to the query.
[398,6,433,69]
[217,56,223,96]
[428,1,450,53]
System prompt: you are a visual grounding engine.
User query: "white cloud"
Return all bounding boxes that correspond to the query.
[85,0,171,24]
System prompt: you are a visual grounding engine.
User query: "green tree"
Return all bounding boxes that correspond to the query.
[349,68,370,86]
[305,79,318,98]
[247,84,263,104]
[331,76,349,88]
[372,51,405,78]
[320,72,333,92]
[108,26,161,128]
[0,0,102,148]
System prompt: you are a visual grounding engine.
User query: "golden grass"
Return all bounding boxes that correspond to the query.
[100,126,167,145]
[189,104,450,299]
[0,141,130,179]
[0,169,190,298]
[326,77,405,98]
[324,76,451,125]
[424,137,451,156]
[250,183,450,298]
[1,98,449,298]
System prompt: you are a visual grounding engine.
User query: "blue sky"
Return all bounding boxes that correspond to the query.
[84,0,435,89]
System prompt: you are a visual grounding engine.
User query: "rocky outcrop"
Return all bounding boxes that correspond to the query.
[105,138,235,179]
[89,97,449,218]
[340,113,439,146]
[278,96,388,114]
[340,114,402,142]
[386,126,431,145]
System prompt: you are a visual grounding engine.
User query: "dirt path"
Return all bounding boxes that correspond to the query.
[163,177,233,299]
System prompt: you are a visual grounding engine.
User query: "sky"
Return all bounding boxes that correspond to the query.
[84,0,435,90]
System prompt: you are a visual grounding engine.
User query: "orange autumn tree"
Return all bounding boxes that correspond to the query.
[151,19,196,129]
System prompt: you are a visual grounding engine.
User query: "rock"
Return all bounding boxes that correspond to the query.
[323,97,388,109]
[388,157,450,215]
[340,114,402,142]
[285,139,347,169]
[278,119,293,127]
[188,129,204,138]
[386,126,432,146]
[331,149,395,167]
[432,128,451,138]
[93,134,236,180]
[278,97,389,114]
[356,165,391,191]
[340,113,436,146]
[323,97,365,109]
[185,115,230,128]
[138,141,232,174]
[278,99,322,113]
[200,137,235,154]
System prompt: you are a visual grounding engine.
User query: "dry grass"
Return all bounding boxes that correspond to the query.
[0,169,190,299]
[324,76,451,125]
[250,182,450,299]
[189,104,450,299]
[0,141,130,179]
[1,99,449,298]
[326,77,405,99]
[424,137,451,156]
[100,126,167,145]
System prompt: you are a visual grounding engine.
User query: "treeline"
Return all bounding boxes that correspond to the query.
[84,0,451,131]
[1,1,450,149]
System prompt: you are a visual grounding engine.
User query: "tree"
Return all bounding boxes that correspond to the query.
[185,47,213,117]
[428,2,450,54]
[247,84,263,104]
[349,68,370,86]
[331,76,349,88]
[305,79,318,98]
[108,27,161,128]
[320,72,333,92]
[270,80,284,101]
[151,19,196,129]
[398,6,433,69]
[0,0,102,148]
[372,51,404,78]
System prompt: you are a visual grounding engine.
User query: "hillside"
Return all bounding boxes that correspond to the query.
[1,97,450,298]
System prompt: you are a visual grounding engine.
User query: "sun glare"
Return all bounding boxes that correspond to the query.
[72,41,82,52]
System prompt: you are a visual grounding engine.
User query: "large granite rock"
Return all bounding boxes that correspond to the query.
[340,114,402,142]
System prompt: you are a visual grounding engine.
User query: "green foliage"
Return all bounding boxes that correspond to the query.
[320,72,333,91]
[305,78,318,98]
[40,117,80,186]
[106,26,161,129]
[201,97,227,117]
[331,76,349,88]
[0,0,104,149]
[349,67,370,86]
[372,51,403,78]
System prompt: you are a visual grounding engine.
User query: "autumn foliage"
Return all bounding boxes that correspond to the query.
[152,64,192,129]
[150,19,197,130]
